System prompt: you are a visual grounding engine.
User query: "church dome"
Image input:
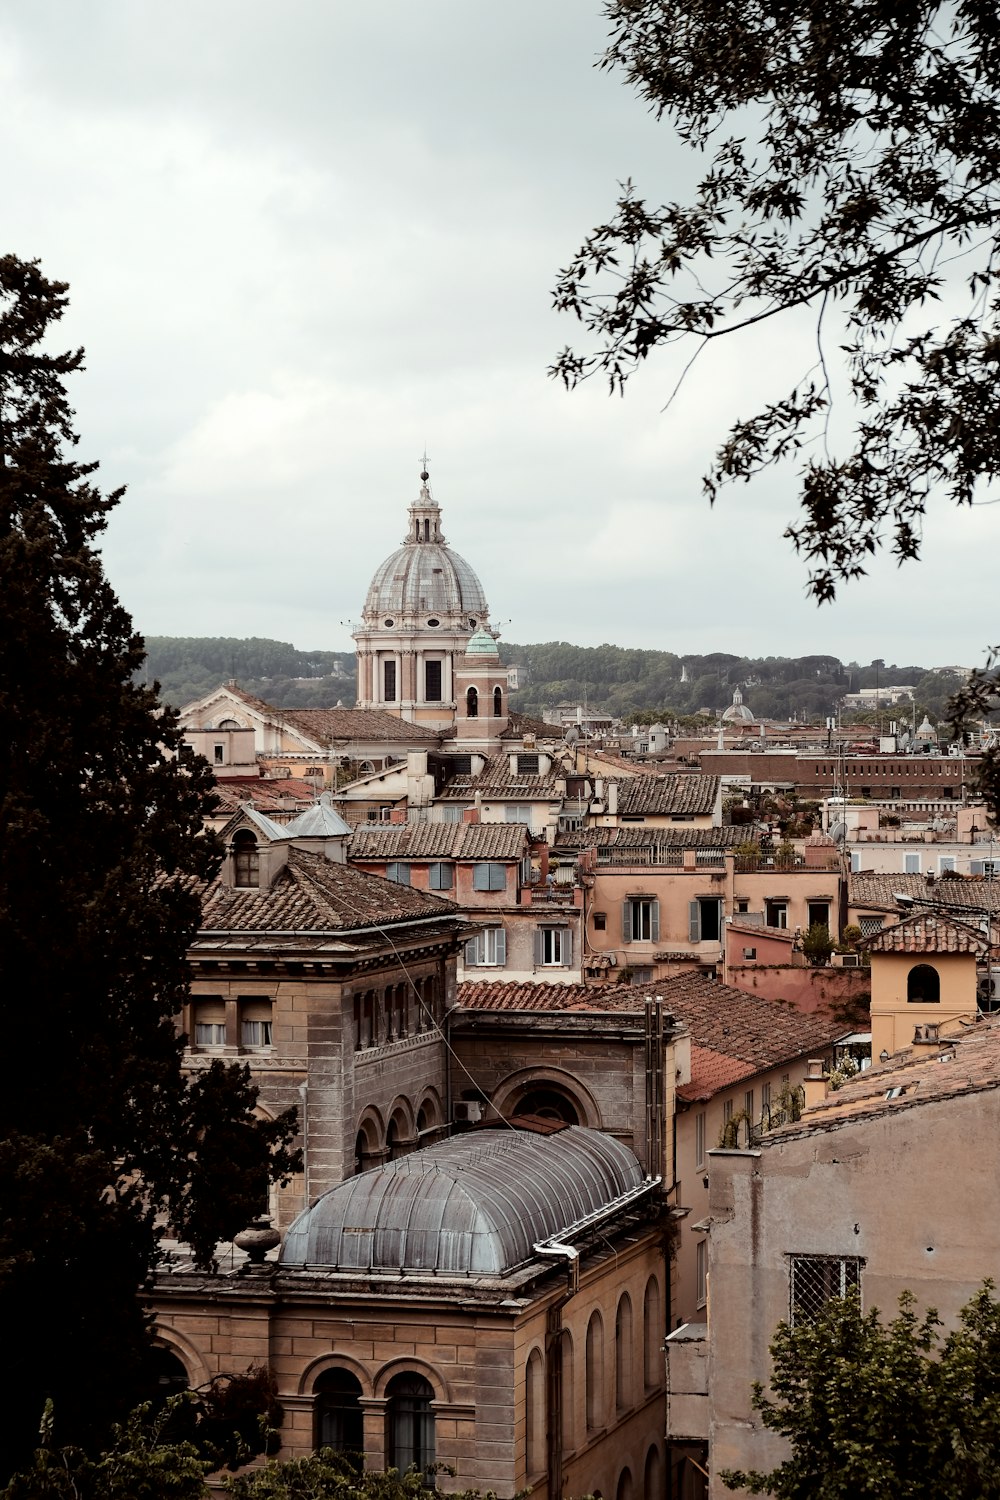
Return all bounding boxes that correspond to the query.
[722,686,755,724]
[465,627,500,656]
[362,474,488,625]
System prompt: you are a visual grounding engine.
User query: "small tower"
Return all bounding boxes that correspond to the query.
[453,627,509,752]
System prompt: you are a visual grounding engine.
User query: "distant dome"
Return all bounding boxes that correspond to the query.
[915,714,936,740]
[280,1126,643,1277]
[722,686,755,724]
[465,627,500,656]
[362,477,488,623]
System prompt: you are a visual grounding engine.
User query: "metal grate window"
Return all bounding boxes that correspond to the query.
[789,1255,863,1324]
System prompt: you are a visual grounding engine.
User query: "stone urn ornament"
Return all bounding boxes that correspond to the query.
[234,1217,281,1264]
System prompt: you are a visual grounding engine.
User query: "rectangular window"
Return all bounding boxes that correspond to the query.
[594,910,607,931]
[239,998,273,1049]
[694,1112,706,1169]
[765,900,788,929]
[689,898,722,943]
[213,743,225,765]
[807,902,830,930]
[723,1099,733,1125]
[428,862,453,890]
[473,862,507,892]
[761,1081,772,1114]
[517,753,540,774]
[789,1255,863,1325]
[537,926,572,967]
[193,998,226,1049]
[904,853,921,874]
[464,927,506,966]
[424,659,442,702]
[384,659,397,702]
[744,1089,754,1119]
[386,862,411,885]
[743,947,757,960]
[696,1239,708,1308]
[441,804,463,823]
[858,914,883,937]
[504,805,531,824]
[736,899,749,914]
[623,897,659,943]
[851,851,862,873]
[939,856,956,873]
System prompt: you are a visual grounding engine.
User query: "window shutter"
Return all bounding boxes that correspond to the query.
[972,860,984,875]
[563,929,573,967]
[465,935,480,965]
[651,902,660,944]
[689,901,701,943]
[496,928,507,965]
[622,902,632,944]
[534,928,544,965]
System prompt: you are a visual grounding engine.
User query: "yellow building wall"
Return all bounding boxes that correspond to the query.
[869,950,978,1059]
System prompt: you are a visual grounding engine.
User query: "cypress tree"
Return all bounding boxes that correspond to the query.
[0,255,298,1476]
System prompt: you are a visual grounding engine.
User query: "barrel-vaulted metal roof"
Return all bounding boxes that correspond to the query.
[280,1127,645,1276]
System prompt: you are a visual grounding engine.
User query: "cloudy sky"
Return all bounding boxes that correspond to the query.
[2,1,994,669]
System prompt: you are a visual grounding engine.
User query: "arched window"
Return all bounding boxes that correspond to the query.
[149,1346,190,1404]
[907,964,940,1003]
[493,686,502,718]
[315,1368,363,1455]
[512,1088,580,1125]
[386,1372,435,1475]
[615,1468,633,1500]
[586,1311,604,1431]
[218,718,241,730]
[615,1294,633,1412]
[643,1446,662,1499]
[643,1276,662,1390]
[466,686,478,718]
[525,1349,544,1476]
[233,830,259,888]
[560,1329,575,1455]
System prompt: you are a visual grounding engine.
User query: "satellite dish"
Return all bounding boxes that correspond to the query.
[829,820,847,842]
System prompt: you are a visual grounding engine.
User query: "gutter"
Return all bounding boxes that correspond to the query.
[533,1175,662,1294]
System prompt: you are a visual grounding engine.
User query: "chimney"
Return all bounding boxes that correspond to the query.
[802,1059,829,1110]
[912,1023,941,1046]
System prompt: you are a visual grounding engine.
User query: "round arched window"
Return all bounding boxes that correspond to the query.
[907,964,940,1003]
[386,1373,435,1475]
[314,1368,364,1455]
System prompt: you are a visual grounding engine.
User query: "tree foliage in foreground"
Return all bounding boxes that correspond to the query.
[0,255,300,1478]
[721,1283,1000,1497]
[553,0,1000,601]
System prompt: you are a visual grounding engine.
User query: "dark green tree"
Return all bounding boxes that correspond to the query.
[0,256,299,1477]
[721,1284,1000,1497]
[553,0,1000,603]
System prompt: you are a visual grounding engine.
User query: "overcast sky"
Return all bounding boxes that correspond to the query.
[2,1,994,669]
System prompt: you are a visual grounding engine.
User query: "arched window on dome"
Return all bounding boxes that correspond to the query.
[466,687,478,719]
[493,686,502,718]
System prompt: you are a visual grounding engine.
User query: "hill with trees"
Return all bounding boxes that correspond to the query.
[140,637,968,725]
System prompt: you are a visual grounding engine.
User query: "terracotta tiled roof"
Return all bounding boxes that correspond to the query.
[456,973,845,1093]
[437,750,562,801]
[863,910,988,955]
[213,780,320,815]
[614,774,720,817]
[554,825,751,851]
[500,712,563,741]
[349,822,528,861]
[278,707,441,744]
[199,847,457,933]
[772,1015,1000,1137]
[849,871,935,910]
[681,1045,757,1100]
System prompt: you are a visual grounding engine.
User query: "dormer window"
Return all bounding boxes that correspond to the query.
[233,830,260,888]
